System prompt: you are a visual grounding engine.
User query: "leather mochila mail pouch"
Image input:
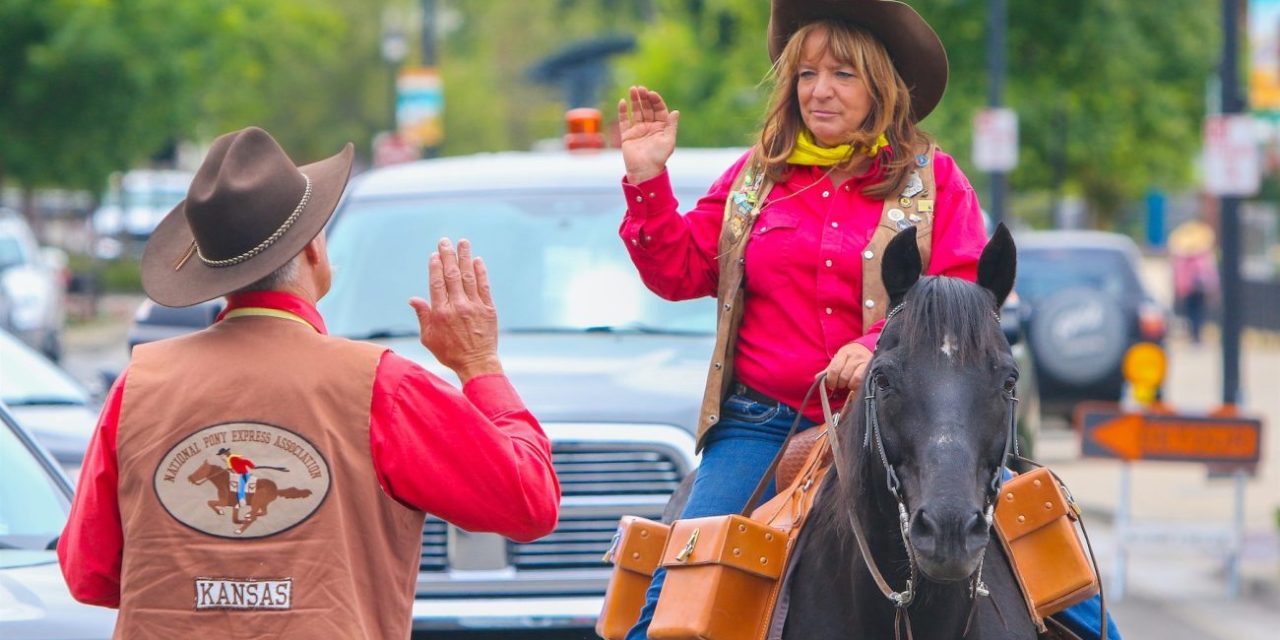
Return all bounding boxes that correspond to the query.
[993,466,1100,625]
[648,514,788,640]
[597,516,672,640]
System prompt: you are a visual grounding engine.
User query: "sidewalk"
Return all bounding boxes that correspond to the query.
[1045,256,1280,638]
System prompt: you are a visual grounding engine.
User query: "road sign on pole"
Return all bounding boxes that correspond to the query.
[1077,402,1262,465]
[1204,114,1260,197]
[973,107,1019,173]
[397,67,444,148]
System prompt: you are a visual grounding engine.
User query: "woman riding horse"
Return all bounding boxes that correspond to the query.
[616,1,1118,637]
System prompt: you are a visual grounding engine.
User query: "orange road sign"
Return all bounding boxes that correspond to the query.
[1077,402,1263,464]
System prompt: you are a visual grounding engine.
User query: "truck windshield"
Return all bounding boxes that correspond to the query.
[320,192,716,339]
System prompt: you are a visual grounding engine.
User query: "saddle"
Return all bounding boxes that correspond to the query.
[227,475,259,495]
[600,425,1103,640]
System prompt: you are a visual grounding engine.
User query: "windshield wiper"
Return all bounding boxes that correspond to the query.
[3,396,85,407]
[508,324,710,336]
[344,329,419,340]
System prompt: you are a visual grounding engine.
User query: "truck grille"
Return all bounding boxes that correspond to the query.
[419,442,687,573]
[509,508,663,570]
[554,443,683,497]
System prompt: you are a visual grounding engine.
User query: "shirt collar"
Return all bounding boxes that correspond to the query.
[217,291,328,335]
[792,151,888,187]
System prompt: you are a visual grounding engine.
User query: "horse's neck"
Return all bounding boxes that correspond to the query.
[845,455,978,638]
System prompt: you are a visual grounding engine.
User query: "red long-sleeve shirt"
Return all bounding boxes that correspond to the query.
[58,291,561,608]
[620,149,986,422]
[225,454,255,474]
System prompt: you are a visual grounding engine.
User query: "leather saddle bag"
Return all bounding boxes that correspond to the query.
[648,514,788,640]
[993,465,1100,622]
[597,516,671,640]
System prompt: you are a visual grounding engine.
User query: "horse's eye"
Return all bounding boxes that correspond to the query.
[874,372,892,391]
[1003,376,1018,394]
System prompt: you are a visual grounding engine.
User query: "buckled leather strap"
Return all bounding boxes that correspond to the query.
[739,378,824,517]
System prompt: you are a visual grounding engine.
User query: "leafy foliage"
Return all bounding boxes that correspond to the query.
[0,0,375,195]
[606,0,1219,222]
[0,0,1222,225]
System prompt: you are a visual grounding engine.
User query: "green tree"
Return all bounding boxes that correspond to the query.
[436,0,654,155]
[0,0,375,216]
[605,0,1218,224]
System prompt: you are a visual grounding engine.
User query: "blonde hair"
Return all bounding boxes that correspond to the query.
[758,21,931,200]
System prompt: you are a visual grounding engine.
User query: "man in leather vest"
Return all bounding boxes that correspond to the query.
[58,126,561,639]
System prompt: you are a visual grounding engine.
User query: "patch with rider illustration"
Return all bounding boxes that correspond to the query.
[152,422,331,538]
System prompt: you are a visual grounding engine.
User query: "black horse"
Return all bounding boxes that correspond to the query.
[659,226,1043,638]
[779,224,1038,639]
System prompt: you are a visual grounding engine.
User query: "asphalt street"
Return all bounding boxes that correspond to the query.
[59,276,1280,639]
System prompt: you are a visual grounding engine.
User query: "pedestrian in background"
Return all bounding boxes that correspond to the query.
[58,126,560,639]
[1169,219,1219,344]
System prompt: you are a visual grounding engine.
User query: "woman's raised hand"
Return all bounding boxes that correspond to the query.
[618,86,679,184]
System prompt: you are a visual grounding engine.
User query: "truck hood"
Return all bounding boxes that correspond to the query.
[370,332,714,434]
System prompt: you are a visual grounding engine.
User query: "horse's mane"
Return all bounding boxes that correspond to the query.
[893,276,1007,365]
[806,275,1008,558]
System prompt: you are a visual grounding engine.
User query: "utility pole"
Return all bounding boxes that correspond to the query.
[421,0,438,67]
[421,0,439,157]
[986,0,1008,226]
[1219,0,1244,405]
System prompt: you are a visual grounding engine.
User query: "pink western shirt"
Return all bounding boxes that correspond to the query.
[620,149,987,423]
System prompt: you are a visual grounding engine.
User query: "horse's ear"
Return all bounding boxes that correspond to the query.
[882,226,923,309]
[977,223,1017,309]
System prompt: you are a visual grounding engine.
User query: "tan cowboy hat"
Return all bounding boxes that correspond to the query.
[141,127,354,308]
[1168,220,1215,257]
[768,0,949,122]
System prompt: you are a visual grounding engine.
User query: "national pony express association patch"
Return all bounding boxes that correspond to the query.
[153,421,331,538]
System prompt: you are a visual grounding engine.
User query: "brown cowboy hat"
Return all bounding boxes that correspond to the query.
[768,0,949,122]
[141,127,353,308]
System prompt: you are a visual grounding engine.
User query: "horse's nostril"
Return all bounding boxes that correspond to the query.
[909,509,941,554]
[963,510,990,553]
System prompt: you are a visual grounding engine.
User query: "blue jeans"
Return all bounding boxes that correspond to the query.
[624,393,816,640]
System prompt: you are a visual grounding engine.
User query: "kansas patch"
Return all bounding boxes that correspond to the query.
[194,578,292,610]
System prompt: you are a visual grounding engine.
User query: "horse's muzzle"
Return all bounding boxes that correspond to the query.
[909,507,990,582]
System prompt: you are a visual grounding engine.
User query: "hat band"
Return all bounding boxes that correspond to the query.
[195,174,313,268]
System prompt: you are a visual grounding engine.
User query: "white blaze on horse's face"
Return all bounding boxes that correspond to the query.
[940,333,958,360]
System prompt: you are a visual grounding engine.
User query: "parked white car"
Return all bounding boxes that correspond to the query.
[0,209,66,361]
[0,399,116,639]
[0,328,98,469]
[91,169,193,241]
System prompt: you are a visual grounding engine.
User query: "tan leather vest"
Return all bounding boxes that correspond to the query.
[113,315,425,639]
[696,147,937,449]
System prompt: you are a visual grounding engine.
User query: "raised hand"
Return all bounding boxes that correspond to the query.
[408,238,503,383]
[618,85,680,184]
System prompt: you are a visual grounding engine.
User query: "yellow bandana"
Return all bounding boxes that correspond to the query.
[787,129,889,166]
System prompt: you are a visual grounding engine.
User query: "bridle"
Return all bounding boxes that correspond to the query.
[822,301,1018,640]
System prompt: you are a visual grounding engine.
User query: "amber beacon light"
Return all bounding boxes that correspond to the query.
[565,108,606,150]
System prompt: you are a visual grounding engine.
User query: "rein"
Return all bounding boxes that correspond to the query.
[823,301,1019,640]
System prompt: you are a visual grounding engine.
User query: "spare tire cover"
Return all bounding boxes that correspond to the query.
[1029,287,1127,386]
